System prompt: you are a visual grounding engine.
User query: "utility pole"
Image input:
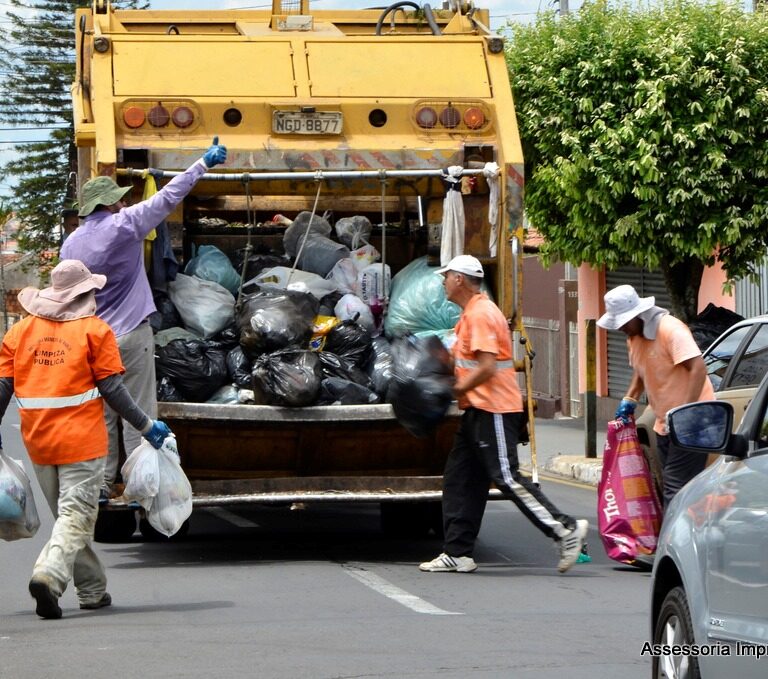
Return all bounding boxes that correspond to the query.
[559,0,569,16]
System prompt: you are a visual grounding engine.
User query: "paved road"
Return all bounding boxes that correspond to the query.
[1,400,652,679]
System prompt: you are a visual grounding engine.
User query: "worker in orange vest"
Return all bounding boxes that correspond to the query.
[0,260,172,620]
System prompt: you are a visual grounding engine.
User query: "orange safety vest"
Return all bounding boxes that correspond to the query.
[453,293,523,414]
[0,314,125,465]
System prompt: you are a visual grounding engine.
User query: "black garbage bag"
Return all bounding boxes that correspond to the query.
[323,318,373,368]
[157,376,183,403]
[317,377,380,405]
[226,346,253,389]
[234,251,289,278]
[365,336,395,396]
[317,351,373,390]
[238,288,319,358]
[688,303,744,351]
[283,211,332,258]
[318,290,344,317]
[155,338,229,402]
[207,323,241,352]
[387,334,455,438]
[251,349,323,407]
[149,293,182,333]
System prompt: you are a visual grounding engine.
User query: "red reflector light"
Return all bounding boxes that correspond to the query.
[148,105,170,127]
[463,107,486,130]
[123,106,145,129]
[172,106,194,128]
[415,106,438,129]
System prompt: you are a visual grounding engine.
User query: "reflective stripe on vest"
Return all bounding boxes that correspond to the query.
[15,387,101,410]
[455,358,515,370]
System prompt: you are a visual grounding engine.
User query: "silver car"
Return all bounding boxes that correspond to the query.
[650,385,768,678]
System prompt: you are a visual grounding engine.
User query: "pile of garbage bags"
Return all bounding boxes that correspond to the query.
[153,216,460,422]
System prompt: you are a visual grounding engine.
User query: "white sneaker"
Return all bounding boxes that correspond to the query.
[557,519,589,573]
[419,552,478,573]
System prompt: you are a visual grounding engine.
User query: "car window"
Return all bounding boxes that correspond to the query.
[705,325,753,390]
[728,324,768,389]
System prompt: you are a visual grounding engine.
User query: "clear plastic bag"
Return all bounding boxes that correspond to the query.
[121,440,160,510]
[146,437,193,537]
[249,266,338,301]
[167,273,236,339]
[0,450,40,541]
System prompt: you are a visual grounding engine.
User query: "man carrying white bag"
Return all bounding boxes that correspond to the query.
[121,435,192,538]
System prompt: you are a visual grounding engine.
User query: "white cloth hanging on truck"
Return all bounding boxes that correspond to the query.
[440,165,465,266]
[483,162,501,257]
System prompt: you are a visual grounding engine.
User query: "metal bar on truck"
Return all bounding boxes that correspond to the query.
[116,167,486,182]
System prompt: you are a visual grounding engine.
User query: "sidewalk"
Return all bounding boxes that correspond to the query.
[519,416,608,487]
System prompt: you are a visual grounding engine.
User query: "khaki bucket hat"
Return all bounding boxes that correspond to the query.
[78,176,131,217]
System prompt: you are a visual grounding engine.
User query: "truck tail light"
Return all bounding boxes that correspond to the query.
[148,104,170,127]
[463,107,485,130]
[439,106,461,129]
[412,100,491,133]
[172,106,194,128]
[123,106,145,129]
[415,106,438,129]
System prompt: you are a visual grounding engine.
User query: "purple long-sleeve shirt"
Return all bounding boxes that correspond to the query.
[62,160,207,337]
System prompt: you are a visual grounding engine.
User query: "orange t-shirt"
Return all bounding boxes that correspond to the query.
[453,293,523,413]
[0,314,125,465]
[627,314,714,434]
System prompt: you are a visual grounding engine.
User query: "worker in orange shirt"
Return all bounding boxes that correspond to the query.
[419,255,589,574]
[0,260,172,620]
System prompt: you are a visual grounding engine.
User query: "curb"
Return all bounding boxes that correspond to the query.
[542,455,603,487]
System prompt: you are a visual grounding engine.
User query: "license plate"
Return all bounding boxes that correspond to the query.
[272,111,343,135]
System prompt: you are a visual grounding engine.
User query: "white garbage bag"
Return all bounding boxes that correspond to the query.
[0,450,40,541]
[147,437,193,537]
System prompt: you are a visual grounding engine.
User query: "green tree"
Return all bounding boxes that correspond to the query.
[0,0,145,265]
[506,0,768,320]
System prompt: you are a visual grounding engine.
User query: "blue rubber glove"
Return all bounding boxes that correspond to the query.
[202,135,227,168]
[143,420,172,449]
[615,398,637,424]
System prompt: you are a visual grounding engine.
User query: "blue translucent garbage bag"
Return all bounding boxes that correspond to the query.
[384,257,460,338]
[185,244,241,296]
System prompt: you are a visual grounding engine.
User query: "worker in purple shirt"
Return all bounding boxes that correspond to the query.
[61,137,227,501]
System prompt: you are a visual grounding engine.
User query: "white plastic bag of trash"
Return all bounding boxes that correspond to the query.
[143,437,192,537]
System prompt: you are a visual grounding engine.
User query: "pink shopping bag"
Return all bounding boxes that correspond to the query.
[598,419,663,564]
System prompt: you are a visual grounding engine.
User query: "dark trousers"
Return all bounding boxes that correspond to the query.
[442,408,575,557]
[656,433,708,508]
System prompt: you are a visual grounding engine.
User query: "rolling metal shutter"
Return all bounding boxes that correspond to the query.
[605,268,672,398]
[735,254,768,318]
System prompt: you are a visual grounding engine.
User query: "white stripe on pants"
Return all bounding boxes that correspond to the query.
[32,456,107,606]
[104,321,157,487]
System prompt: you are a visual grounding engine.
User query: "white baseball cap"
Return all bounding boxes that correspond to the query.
[597,285,655,330]
[435,255,485,279]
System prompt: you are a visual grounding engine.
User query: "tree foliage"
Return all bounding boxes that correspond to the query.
[506,1,768,320]
[0,1,145,266]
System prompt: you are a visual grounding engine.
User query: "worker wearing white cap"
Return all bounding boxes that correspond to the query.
[597,284,714,506]
[419,255,589,575]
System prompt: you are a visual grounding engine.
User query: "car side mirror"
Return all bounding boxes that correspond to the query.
[667,400,733,454]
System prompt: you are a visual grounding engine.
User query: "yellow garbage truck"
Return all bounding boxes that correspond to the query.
[73,0,527,541]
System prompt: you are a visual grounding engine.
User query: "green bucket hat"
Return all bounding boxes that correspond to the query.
[78,176,132,217]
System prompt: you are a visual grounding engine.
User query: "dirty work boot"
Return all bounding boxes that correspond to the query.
[29,577,62,620]
[80,592,112,610]
[557,519,589,573]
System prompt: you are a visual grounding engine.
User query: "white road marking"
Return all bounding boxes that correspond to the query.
[343,566,463,616]
[205,506,260,528]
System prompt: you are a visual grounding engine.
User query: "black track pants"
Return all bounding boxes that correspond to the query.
[442,408,575,557]
[656,433,707,509]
